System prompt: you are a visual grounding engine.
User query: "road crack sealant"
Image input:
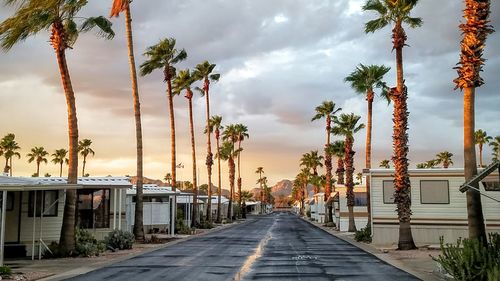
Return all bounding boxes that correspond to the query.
[233,218,277,281]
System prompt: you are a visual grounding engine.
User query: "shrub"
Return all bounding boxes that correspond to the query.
[306,210,311,218]
[75,228,106,257]
[104,229,134,250]
[0,265,12,276]
[354,226,372,243]
[175,208,193,234]
[433,233,500,281]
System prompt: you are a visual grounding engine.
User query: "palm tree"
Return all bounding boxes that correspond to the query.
[425,159,438,168]
[345,63,390,227]
[78,139,95,177]
[110,0,146,241]
[164,173,172,185]
[295,168,310,215]
[0,2,114,253]
[140,38,187,234]
[193,61,220,223]
[332,113,365,232]
[331,140,346,184]
[51,149,68,177]
[379,159,391,169]
[255,166,265,212]
[490,136,500,162]
[363,0,422,250]
[454,0,494,242]
[222,124,240,220]
[173,69,200,227]
[474,129,492,167]
[416,163,426,169]
[435,151,454,168]
[208,115,224,222]
[0,133,21,176]
[27,147,49,177]
[233,124,249,218]
[300,151,324,194]
[312,101,341,223]
[217,140,237,222]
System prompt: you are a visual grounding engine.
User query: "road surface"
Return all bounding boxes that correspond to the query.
[68,212,418,280]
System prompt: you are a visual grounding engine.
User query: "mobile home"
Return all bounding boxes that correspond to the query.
[368,168,500,246]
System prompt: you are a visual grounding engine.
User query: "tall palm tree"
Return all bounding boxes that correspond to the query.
[78,139,95,177]
[193,61,220,223]
[474,129,492,167]
[217,140,237,222]
[255,166,265,212]
[27,147,49,177]
[363,0,422,250]
[233,124,249,218]
[51,149,68,177]
[0,133,21,176]
[453,0,494,242]
[312,101,341,222]
[332,113,365,232]
[0,1,114,254]
[110,0,145,241]
[345,63,390,227]
[173,69,200,227]
[331,140,346,184]
[222,124,240,220]
[435,151,454,168]
[490,136,500,162]
[379,159,391,169]
[140,38,187,234]
[295,168,310,215]
[208,115,224,222]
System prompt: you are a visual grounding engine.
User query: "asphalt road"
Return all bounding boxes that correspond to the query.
[68,212,419,281]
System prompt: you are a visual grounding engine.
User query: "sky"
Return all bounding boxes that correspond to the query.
[0,0,499,190]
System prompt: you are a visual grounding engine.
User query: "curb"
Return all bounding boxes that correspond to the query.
[298,216,432,281]
[39,219,253,281]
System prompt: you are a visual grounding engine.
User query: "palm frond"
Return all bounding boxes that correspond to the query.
[404,16,422,28]
[365,18,389,33]
[80,16,114,40]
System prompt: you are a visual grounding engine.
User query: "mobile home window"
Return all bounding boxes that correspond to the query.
[420,180,449,204]
[383,181,395,204]
[28,190,59,217]
[353,192,367,206]
[0,193,14,211]
[482,180,500,191]
[77,189,110,229]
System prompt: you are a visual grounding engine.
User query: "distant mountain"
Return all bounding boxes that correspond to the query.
[271,179,314,197]
[130,176,168,187]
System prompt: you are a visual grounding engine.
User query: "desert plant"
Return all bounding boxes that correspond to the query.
[433,233,500,281]
[104,229,134,250]
[0,265,12,276]
[355,226,372,243]
[75,229,106,257]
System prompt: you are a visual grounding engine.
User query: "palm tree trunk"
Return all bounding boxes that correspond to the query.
[204,82,213,223]
[82,156,86,177]
[187,95,199,227]
[464,87,486,242]
[9,157,12,176]
[52,21,78,254]
[123,5,145,241]
[4,158,9,174]
[237,141,242,218]
[36,162,40,177]
[167,73,177,234]
[324,117,332,223]
[479,143,483,167]
[345,137,356,232]
[59,162,63,177]
[216,134,222,223]
[366,92,373,228]
[392,22,416,250]
[336,158,345,185]
[227,157,235,221]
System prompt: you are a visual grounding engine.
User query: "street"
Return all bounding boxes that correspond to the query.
[68,213,418,281]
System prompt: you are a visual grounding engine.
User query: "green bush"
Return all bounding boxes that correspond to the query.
[43,241,64,258]
[75,228,106,257]
[104,229,134,250]
[175,208,193,234]
[433,233,500,281]
[306,210,311,218]
[0,265,12,276]
[354,226,372,243]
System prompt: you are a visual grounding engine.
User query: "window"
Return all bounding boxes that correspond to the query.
[77,189,110,229]
[420,180,449,204]
[482,180,500,191]
[353,192,367,206]
[383,181,395,204]
[0,193,15,211]
[28,190,58,217]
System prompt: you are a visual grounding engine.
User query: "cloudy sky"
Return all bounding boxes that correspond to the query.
[0,0,499,190]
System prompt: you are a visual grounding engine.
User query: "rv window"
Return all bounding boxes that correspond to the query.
[482,181,500,191]
[353,192,367,206]
[0,192,14,211]
[28,190,58,217]
[420,180,449,204]
[77,189,110,229]
[383,181,395,204]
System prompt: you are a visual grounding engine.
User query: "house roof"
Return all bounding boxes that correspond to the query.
[0,176,81,191]
[127,184,180,195]
[37,176,131,187]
